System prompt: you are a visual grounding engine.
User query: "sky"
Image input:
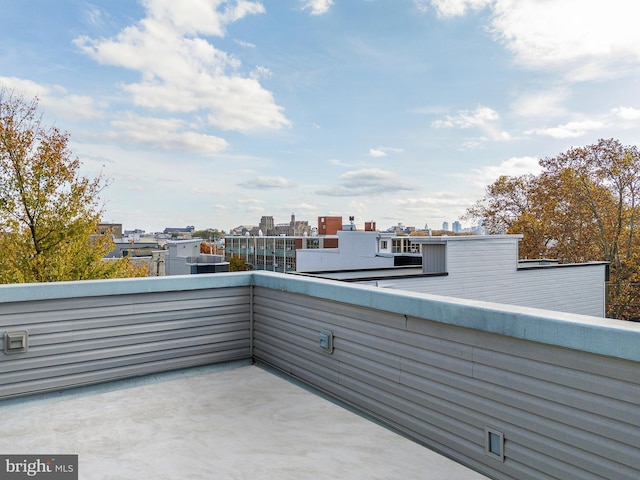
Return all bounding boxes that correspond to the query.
[2,0,640,233]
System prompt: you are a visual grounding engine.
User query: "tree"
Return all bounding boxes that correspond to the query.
[194,228,224,241]
[229,255,252,272]
[0,88,144,283]
[465,174,551,259]
[465,139,640,319]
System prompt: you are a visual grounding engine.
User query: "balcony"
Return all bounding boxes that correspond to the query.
[1,272,639,479]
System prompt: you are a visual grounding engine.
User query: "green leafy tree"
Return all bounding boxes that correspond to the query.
[0,88,144,283]
[465,139,640,319]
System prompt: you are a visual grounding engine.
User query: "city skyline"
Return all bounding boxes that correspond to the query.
[2,1,640,232]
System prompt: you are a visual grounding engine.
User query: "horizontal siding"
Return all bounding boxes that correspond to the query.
[0,286,251,399]
[370,237,605,316]
[378,264,605,316]
[446,238,517,273]
[252,287,640,480]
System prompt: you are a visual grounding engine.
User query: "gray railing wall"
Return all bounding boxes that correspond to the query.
[1,272,640,480]
[250,273,640,480]
[0,276,251,398]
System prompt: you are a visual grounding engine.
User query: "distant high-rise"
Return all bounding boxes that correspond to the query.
[452,221,461,233]
[442,221,449,232]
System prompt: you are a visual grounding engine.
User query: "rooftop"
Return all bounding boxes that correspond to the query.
[0,362,487,479]
[1,272,639,479]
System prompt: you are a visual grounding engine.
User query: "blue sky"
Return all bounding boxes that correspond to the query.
[2,0,640,233]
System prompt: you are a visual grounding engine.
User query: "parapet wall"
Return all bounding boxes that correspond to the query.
[251,272,640,480]
[1,272,639,480]
[0,275,252,398]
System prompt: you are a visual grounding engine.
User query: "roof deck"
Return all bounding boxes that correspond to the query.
[1,272,639,479]
[0,362,487,479]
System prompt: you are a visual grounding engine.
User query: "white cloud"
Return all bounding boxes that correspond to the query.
[525,120,607,139]
[237,176,296,189]
[432,105,510,142]
[367,146,404,158]
[412,0,430,14]
[235,197,265,214]
[432,105,498,128]
[301,0,334,16]
[430,0,492,18]
[511,89,568,118]
[521,104,640,139]
[140,0,265,37]
[612,106,640,121]
[74,1,290,131]
[284,202,317,213]
[0,76,102,120]
[368,148,387,158]
[392,192,474,219]
[340,169,394,184]
[470,156,542,187]
[110,114,228,154]
[317,168,419,196]
[431,0,640,81]
[236,198,263,206]
[250,65,272,81]
[235,39,256,48]
[490,0,640,80]
[330,158,367,168]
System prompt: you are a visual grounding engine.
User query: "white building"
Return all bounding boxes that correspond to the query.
[295,232,608,317]
[296,231,395,271]
[166,239,229,275]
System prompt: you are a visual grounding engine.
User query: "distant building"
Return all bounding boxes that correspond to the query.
[259,216,275,235]
[163,226,195,236]
[442,221,449,231]
[104,239,166,276]
[166,239,229,275]
[296,230,421,272]
[289,214,311,236]
[386,223,416,235]
[452,221,461,233]
[318,216,343,235]
[225,234,339,273]
[297,233,607,317]
[97,223,123,238]
[230,225,258,236]
[243,214,312,237]
[364,221,377,231]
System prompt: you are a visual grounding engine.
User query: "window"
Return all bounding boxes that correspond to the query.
[380,240,388,250]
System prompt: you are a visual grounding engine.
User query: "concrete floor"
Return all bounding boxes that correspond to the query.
[0,364,489,479]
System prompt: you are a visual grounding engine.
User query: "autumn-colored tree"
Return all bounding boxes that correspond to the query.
[0,88,144,283]
[229,255,252,272]
[465,139,640,319]
[200,241,222,254]
[465,174,554,259]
